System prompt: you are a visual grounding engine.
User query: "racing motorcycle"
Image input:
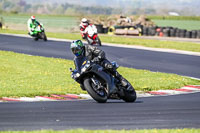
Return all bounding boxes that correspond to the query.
[32,24,47,41]
[84,24,102,46]
[70,58,137,103]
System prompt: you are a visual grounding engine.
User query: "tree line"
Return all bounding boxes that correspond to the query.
[0,0,122,15]
[0,0,198,16]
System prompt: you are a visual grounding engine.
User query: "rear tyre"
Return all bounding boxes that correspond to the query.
[34,37,39,41]
[122,80,137,102]
[83,78,107,103]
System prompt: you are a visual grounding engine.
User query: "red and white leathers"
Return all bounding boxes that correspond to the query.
[79,22,89,39]
[84,24,98,45]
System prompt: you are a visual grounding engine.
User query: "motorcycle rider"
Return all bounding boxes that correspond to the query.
[70,40,128,88]
[27,16,40,37]
[79,18,90,39]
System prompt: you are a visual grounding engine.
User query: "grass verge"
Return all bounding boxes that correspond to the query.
[0,129,200,133]
[0,50,199,98]
[1,29,200,52]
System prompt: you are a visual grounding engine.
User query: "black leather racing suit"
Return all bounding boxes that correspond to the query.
[73,45,123,81]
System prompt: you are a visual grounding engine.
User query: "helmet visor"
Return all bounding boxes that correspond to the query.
[71,46,82,56]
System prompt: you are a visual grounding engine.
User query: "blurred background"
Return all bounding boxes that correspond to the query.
[0,0,200,38]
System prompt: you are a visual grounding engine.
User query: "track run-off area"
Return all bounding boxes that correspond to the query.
[0,34,200,130]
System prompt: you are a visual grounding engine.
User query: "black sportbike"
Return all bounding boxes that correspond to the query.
[70,59,137,103]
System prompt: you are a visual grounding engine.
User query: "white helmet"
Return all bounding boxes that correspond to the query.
[81,18,88,23]
[31,15,36,22]
[31,16,36,20]
[81,18,88,27]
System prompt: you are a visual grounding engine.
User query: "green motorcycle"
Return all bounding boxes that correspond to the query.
[32,24,47,41]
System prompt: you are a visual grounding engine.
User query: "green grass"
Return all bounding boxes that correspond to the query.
[0,14,79,29]
[0,50,199,98]
[153,19,200,30]
[1,29,200,52]
[148,15,200,21]
[100,35,200,52]
[0,129,200,133]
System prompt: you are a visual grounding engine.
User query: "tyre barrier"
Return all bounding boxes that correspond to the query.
[163,28,170,37]
[114,28,140,36]
[103,27,108,34]
[106,25,200,39]
[108,26,115,35]
[142,26,149,36]
[114,25,125,29]
[185,31,192,38]
[0,22,2,29]
[94,24,103,33]
[141,26,200,39]
[107,25,141,36]
[197,31,200,38]
[191,30,197,38]
[169,28,176,37]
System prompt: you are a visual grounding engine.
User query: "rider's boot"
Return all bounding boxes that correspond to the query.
[102,60,129,87]
[114,71,128,87]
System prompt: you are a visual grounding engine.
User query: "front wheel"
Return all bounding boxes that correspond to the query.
[83,78,107,103]
[43,34,47,41]
[41,32,47,41]
[96,36,102,46]
[122,80,137,102]
[86,37,91,45]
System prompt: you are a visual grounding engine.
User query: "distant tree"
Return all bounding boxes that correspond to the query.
[24,4,31,12]
[18,0,26,7]
[52,5,65,14]
[2,0,14,10]
[64,7,77,15]
[144,8,156,15]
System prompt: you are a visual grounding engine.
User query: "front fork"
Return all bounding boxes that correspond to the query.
[91,77,108,95]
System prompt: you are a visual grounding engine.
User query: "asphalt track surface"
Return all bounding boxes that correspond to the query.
[0,34,200,130]
[0,93,200,130]
[0,34,200,78]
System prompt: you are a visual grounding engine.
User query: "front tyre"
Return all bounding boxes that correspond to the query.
[41,32,47,41]
[96,36,102,46]
[86,37,92,45]
[83,78,107,103]
[43,34,47,41]
[122,80,137,102]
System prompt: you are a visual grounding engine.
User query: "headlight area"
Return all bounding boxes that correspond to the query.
[81,64,90,73]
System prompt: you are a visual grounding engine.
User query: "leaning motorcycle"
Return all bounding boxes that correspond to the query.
[70,59,137,103]
[85,25,102,46]
[32,24,47,41]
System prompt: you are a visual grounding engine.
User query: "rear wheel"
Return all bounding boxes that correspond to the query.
[121,79,137,102]
[83,78,107,103]
[34,37,39,41]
